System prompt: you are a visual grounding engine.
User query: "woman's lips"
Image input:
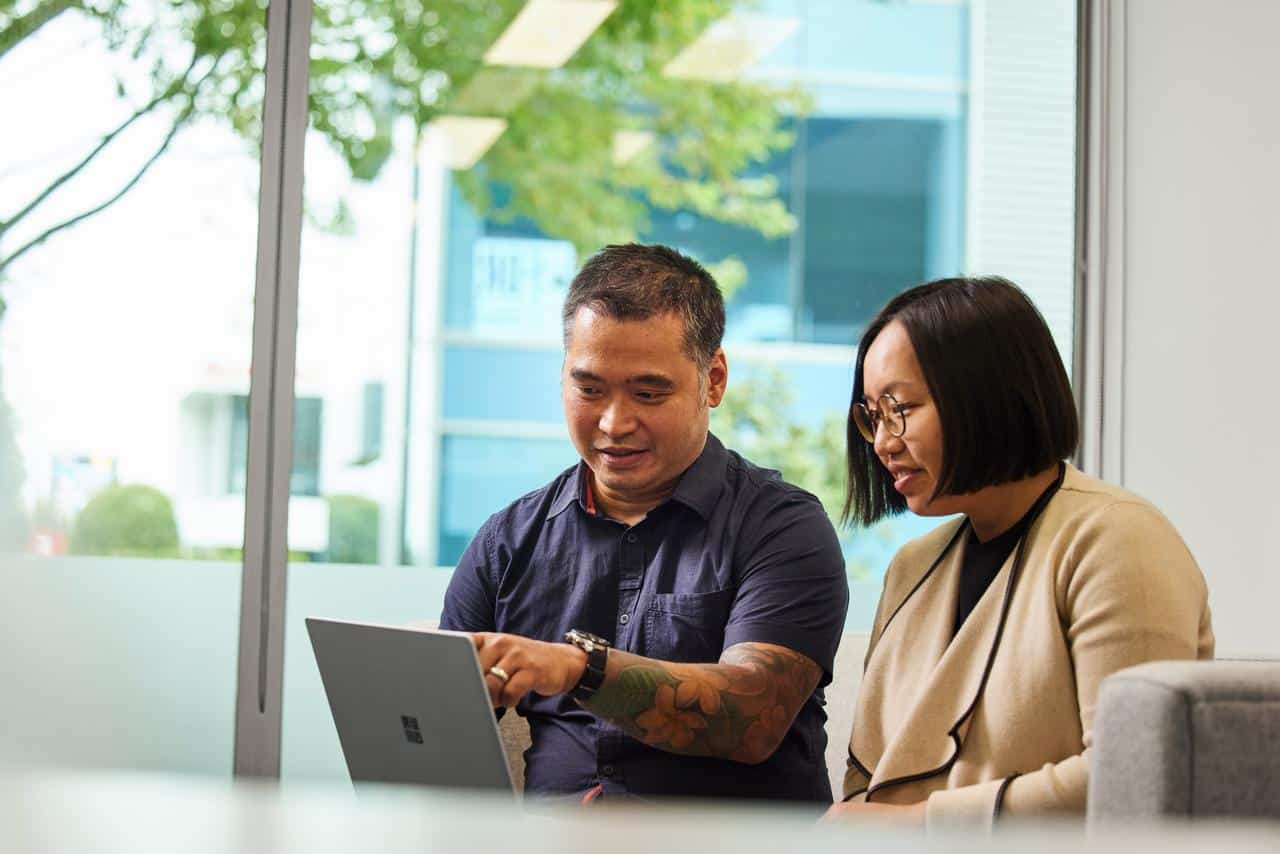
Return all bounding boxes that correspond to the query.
[892,469,921,492]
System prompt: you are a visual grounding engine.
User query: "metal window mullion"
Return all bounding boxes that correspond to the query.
[1075,0,1126,481]
[1099,0,1127,485]
[234,0,313,779]
[1073,0,1096,473]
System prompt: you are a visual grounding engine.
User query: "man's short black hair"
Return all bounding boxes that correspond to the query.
[562,243,725,370]
[843,275,1079,527]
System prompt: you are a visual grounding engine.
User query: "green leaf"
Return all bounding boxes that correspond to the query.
[590,666,677,720]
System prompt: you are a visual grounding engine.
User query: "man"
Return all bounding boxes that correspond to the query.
[441,243,848,804]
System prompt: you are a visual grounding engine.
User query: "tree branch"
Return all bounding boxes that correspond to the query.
[0,0,79,62]
[0,104,194,278]
[1,53,201,236]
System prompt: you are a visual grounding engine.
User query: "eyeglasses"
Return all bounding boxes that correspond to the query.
[851,393,909,444]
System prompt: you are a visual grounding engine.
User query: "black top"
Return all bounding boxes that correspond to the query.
[440,433,849,804]
[953,466,1064,637]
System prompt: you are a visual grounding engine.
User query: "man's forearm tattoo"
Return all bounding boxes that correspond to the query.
[582,643,822,763]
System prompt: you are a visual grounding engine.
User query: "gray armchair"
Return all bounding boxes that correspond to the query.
[1089,660,1280,822]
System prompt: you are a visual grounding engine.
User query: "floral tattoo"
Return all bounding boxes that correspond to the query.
[582,642,822,763]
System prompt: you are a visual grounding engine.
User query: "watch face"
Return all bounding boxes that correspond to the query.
[566,629,610,649]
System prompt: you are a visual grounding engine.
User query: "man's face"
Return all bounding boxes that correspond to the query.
[561,307,726,509]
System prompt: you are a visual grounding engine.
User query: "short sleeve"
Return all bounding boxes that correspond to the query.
[440,518,499,632]
[722,490,849,680]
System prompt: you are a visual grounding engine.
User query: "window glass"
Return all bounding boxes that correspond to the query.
[0,0,269,773]
[280,0,1077,780]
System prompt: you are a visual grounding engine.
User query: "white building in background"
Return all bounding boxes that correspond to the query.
[1,34,428,556]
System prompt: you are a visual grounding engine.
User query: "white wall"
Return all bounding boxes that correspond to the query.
[1109,0,1280,657]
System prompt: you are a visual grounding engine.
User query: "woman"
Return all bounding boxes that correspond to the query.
[827,277,1213,827]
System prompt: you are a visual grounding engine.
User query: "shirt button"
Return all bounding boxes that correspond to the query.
[601,764,616,777]
[619,613,629,625]
[626,533,637,543]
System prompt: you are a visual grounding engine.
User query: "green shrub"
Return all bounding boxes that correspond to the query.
[326,494,379,564]
[70,484,180,558]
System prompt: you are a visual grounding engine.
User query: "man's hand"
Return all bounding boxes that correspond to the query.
[821,800,927,825]
[471,632,587,708]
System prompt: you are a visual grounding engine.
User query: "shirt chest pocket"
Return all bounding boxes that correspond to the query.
[642,588,735,664]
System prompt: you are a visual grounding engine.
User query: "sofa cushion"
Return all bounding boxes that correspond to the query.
[1089,660,1280,821]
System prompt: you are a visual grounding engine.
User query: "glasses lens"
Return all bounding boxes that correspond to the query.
[852,404,876,443]
[883,399,906,437]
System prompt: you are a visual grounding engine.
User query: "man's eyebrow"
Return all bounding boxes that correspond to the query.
[629,374,675,389]
[569,369,604,382]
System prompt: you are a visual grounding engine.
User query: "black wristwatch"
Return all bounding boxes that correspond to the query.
[563,629,610,702]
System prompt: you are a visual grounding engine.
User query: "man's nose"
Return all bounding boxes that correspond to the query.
[598,397,636,437]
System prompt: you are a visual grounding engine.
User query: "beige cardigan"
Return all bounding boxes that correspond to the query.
[843,465,1214,827]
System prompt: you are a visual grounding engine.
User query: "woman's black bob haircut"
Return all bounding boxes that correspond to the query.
[843,276,1079,527]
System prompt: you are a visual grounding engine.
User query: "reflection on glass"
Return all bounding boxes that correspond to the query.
[284,0,1074,598]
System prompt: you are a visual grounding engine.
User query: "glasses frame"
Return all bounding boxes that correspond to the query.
[852,392,909,444]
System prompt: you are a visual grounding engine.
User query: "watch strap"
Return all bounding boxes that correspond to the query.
[570,644,607,702]
[565,630,610,702]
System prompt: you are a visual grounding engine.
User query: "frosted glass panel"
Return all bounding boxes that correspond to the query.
[280,564,453,782]
[0,558,239,773]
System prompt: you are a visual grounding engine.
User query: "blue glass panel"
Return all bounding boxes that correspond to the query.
[795,118,957,345]
[756,0,968,84]
[437,435,576,565]
[443,347,564,423]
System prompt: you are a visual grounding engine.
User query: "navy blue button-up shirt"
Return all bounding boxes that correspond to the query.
[440,433,849,804]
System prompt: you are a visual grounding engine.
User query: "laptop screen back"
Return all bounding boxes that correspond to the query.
[306,619,514,794]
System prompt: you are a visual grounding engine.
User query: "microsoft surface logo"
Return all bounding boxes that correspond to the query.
[401,714,423,744]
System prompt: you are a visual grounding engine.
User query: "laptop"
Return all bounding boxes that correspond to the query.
[306,617,515,794]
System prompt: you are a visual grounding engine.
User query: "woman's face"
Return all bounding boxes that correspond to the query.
[860,320,968,518]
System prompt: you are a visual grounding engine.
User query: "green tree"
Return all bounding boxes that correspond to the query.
[711,368,900,581]
[70,483,180,557]
[711,367,845,523]
[0,0,802,282]
[326,493,379,564]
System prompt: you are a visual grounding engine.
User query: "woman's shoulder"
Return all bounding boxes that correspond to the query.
[1044,465,1203,585]
[1058,464,1149,503]
[1052,464,1177,531]
[1047,467,1210,642]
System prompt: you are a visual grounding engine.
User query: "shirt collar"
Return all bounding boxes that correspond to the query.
[547,464,587,519]
[668,432,728,521]
[545,433,729,522]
